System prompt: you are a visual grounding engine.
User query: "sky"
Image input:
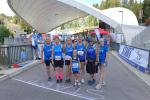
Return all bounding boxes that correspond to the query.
[0,0,144,16]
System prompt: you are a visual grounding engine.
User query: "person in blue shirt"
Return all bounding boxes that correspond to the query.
[76,36,86,84]
[52,37,64,83]
[63,37,74,83]
[30,29,38,59]
[95,38,108,89]
[86,38,97,86]
[41,37,53,81]
[72,50,81,87]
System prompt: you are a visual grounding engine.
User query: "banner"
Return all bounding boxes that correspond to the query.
[110,33,123,43]
[119,45,149,71]
[94,29,100,41]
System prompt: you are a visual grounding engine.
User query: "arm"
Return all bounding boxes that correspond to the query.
[51,48,54,65]
[96,44,99,62]
[41,45,44,60]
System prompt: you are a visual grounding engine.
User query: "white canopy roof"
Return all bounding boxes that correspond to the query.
[7,0,139,33]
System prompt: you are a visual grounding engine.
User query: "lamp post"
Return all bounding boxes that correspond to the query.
[118,11,124,44]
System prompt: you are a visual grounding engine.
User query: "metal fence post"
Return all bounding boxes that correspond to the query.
[7,46,11,68]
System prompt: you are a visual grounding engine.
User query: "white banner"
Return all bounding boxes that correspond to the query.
[110,33,123,43]
[94,29,100,41]
[119,45,149,69]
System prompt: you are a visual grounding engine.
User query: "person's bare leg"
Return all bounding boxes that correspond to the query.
[65,65,69,80]
[55,67,59,82]
[80,62,85,83]
[100,64,105,83]
[46,66,51,78]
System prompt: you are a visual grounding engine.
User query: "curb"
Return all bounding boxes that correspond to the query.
[0,61,41,82]
[110,51,150,87]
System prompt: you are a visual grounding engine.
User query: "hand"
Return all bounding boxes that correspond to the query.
[41,59,44,63]
[51,60,54,66]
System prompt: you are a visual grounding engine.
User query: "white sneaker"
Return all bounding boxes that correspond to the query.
[101,81,106,86]
[95,83,101,90]
[74,81,77,86]
[78,82,81,86]
[81,79,85,84]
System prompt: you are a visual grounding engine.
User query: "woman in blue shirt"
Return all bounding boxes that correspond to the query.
[95,38,108,89]
[86,38,97,85]
[63,37,74,83]
[52,37,64,83]
[41,37,53,81]
[76,36,86,84]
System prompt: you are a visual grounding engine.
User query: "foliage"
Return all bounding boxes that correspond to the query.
[11,15,32,33]
[143,0,150,20]
[0,25,12,44]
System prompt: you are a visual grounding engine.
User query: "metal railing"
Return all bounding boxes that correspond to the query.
[0,44,33,68]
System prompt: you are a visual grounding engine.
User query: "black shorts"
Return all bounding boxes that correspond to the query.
[44,60,51,66]
[79,60,85,62]
[86,61,98,74]
[54,59,64,68]
[65,60,71,65]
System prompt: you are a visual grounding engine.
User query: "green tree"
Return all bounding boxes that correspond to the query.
[143,0,150,20]
[0,25,11,44]
[100,0,121,9]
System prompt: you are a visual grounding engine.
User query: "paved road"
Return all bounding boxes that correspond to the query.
[0,54,150,100]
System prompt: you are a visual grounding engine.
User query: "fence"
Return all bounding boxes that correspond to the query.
[4,37,30,45]
[110,42,150,74]
[0,44,33,68]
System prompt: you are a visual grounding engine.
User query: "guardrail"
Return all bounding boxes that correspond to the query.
[110,42,150,74]
[0,44,33,68]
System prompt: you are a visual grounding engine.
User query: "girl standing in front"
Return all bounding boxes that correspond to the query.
[72,50,81,87]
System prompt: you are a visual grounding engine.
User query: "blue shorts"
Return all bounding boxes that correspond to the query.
[72,68,79,74]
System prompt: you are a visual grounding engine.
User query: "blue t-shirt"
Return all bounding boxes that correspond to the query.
[65,44,73,57]
[86,45,96,60]
[32,34,38,46]
[53,44,63,60]
[99,46,108,62]
[76,43,86,60]
[44,43,52,60]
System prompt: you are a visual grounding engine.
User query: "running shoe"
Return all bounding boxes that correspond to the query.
[65,79,69,83]
[74,81,77,86]
[68,79,71,83]
[56,80,59,83]
[81,78,85,84]
[101,81,106,86]
[48,77,51,81]
[78,82,81,87]
[88,80,92,86]
[95,83,101,90]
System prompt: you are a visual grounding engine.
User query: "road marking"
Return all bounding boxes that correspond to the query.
[13,78,94,100]
[86,89,104,100]
[72,87,81,95]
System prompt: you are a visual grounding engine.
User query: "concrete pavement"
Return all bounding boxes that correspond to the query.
[0,54,150,100]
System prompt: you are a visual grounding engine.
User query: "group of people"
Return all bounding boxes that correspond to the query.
[40,35,109,89]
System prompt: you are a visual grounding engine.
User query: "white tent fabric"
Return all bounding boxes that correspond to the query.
[7,0,139,33]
